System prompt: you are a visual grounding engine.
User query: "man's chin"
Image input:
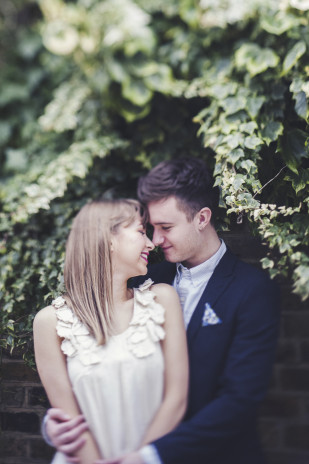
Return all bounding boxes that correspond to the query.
[162,251,178,263]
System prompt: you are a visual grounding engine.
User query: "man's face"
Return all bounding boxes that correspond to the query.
[147,196,202,268]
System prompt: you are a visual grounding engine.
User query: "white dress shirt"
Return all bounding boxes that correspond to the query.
[140,241,227,464]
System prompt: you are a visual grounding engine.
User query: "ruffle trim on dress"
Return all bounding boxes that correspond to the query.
[53,296,101,366]
[52,279,165,365]
[127,279,165,358]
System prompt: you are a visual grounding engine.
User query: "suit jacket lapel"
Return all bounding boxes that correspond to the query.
[186,249,238,345]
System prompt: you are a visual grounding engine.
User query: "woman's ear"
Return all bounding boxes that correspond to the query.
[197,207,212,230]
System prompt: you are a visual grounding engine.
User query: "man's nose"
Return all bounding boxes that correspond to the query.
[152,230,164,246]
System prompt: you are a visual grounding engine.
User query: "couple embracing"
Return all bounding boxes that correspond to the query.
[34,158,280,464]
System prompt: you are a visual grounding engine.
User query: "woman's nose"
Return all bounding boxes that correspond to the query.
[146,236,155,250]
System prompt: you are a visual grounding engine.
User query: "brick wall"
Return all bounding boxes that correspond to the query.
[1,229,309,464]
[0,353,53,463]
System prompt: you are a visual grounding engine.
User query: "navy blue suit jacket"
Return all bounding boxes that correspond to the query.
[134,248,280,464]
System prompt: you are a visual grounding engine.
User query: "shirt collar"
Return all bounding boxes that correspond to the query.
[176,240,227,286]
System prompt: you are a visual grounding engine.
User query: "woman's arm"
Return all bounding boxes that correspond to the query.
[140,283,188,445]
[33,306,101,463]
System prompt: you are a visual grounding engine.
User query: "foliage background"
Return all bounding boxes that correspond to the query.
[0,0,308,363]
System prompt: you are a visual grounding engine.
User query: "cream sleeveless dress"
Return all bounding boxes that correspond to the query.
[51,279,165,463]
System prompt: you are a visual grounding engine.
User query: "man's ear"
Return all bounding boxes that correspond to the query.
[196,207,212,230]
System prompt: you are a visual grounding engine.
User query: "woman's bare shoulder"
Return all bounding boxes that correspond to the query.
[151,283,179,301]
[33,305,56,328]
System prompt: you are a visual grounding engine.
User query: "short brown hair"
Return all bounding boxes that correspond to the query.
[137,158,219,223]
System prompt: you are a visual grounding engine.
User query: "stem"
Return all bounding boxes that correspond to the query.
[253,165,287,199]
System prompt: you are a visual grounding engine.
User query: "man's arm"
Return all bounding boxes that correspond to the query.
[42,408,88,458]
[152,273,280,464]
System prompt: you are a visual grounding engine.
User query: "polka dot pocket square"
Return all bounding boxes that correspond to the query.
[202,303,222,327]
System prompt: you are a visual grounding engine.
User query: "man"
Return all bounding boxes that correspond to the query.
[44,158,280,464]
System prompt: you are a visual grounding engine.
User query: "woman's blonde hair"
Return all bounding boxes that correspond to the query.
[64,199,147,345]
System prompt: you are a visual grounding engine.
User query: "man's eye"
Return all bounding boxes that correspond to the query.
[162,227,171,231]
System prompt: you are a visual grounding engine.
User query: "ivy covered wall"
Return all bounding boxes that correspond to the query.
[0,0,308,361]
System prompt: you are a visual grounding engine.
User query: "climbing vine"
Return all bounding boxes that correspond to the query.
[0,0,308,361]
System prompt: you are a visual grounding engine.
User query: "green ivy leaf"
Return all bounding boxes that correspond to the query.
[239,121,258,135]
[235,43,279,77]
[5,149,28,173]
[224,133,244,149]
[261,121,284,145]
[261,13,300,35]
[232,174,245,190]
[0,84,29,106]
[244,135,263,149]
[247,96,265,118]
[282,41,306,75]
[281,129,309,174]
[211,83,238,99]
[293,265,309,301]
[294,91,308,120]
[122,78,153,106]
[221,96,247,115]
[228,148,244,163]
[240,159,257,173]
[287,169,309,194]
[261,257,274,269]
[290,77,303,94]
[0,122,12,145]
[144,64,176,94]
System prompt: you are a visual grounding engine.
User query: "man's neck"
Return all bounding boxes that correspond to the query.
[182,232,222,269]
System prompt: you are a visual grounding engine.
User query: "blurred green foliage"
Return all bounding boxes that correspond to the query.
[0,0,309,362]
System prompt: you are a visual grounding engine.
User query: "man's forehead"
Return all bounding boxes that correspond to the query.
[147,197,187,225]
[147,196,179,211]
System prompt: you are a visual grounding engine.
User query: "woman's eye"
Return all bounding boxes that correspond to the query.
[162,227,171,231]
[139,230,146,235]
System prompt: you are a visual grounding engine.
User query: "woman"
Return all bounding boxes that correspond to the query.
[33,199,188,464]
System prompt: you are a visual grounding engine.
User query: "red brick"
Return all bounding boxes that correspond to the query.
[300,341,309,363]
[265,450,309,464]
[29,437,54,460]
[260,394,300,418]
[285,425,309,450]
[282,313,309,338]
[258,419,282,448]
[1,412,40,433]
[28,387,50,408]
[279,287,309,311]
[1,362,40,383]
[280,368,309,391]
[275,340,298,363]
[0,385,25,408]
[0,433,28,457]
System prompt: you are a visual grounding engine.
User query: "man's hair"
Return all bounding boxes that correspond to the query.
[137,158,219,223]
[64,199,147,345]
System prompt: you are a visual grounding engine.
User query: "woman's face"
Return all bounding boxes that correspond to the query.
[111,215,154,278]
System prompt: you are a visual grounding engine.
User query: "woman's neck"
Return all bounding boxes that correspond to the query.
[112,272,132,305]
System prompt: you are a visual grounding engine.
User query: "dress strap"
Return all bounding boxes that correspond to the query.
[126,279,165,358]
